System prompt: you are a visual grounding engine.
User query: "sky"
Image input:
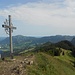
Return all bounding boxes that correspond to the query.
[0,0,75,37]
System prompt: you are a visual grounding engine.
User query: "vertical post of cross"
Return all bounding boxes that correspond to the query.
[2,15,16,59]
[9,15,13,59]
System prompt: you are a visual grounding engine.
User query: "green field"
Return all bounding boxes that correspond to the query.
[27,50,75,75]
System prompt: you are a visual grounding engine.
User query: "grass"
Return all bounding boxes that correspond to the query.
[27,51,75,75]
[0,49,75,75]
[55,49,75,66]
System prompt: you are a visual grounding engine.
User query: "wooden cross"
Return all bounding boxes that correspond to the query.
[2,15,16,59]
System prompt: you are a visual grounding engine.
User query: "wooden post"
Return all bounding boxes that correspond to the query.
[9,15,13,59]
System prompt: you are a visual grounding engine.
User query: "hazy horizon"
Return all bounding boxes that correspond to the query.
[0,34,75,38]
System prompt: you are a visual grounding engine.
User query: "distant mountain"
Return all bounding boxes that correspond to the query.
[0,35,75,49]
[0,35,37,49]
[0,37,6,42]
[71,37,75,46]
[47,35,74,43]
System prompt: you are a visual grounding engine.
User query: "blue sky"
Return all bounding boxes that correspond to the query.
[0,0,41,9]
[0,0,75,37]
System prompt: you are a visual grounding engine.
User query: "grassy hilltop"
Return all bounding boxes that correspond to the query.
[0,49,75,75]
[27,50,75,75]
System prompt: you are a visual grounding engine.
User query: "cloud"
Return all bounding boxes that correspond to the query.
[0,0,75,28]
[42,0,64,3]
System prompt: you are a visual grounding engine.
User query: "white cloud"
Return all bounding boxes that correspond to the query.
[0,0,75,28]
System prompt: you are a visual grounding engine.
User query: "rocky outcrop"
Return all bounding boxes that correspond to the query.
[0,54,34,75]
[11,54,34,75]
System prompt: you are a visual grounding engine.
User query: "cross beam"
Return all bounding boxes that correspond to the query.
[2,25,16,29]
[2,15,16,59]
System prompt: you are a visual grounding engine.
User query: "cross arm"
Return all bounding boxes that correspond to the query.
[2,25,16,29]
[2,25,9,28]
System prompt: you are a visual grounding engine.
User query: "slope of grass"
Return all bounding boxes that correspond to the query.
[55,49,75,66]
[27,52,75,75]
[0,49,75,75]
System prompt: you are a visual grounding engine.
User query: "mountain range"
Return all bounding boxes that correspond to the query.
[0,35,75,48]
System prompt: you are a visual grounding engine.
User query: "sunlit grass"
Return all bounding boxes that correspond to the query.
[27,52,75,75]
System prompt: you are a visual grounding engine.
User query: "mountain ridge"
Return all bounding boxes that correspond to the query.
[0,35,75,50]
[0,35,74,44]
